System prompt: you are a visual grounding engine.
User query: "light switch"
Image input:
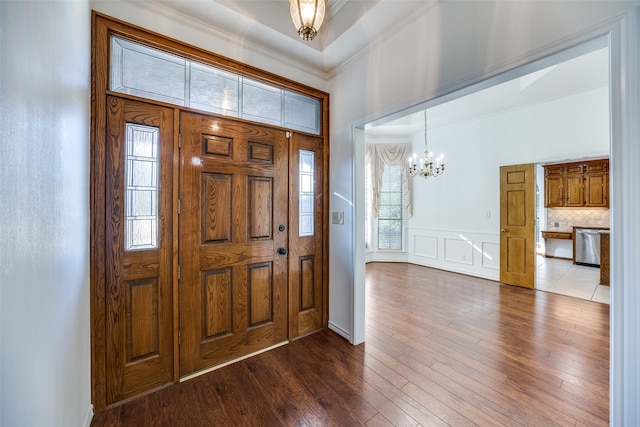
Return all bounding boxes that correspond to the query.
[332,211,344,225]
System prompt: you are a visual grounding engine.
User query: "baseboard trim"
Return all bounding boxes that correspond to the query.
[82,404,94,427]
[328,321,351,342]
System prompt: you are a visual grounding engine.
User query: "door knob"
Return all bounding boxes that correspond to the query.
[277,247,288,255]
[501,228,507,233]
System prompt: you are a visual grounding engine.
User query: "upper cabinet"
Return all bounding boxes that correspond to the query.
[544,165,565,207]
[544,159,609,208]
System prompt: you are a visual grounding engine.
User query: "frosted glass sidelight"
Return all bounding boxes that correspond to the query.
[110,36,321,135]
[125,124,159,251]
[299,150,315,237]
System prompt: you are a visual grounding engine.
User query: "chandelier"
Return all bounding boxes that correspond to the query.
[408,110,445,178]
[289,0,326,41]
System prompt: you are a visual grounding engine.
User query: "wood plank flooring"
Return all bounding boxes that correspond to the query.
[91,262,609,426]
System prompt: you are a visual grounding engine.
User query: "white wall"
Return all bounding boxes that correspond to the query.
[407,86,609,279]
[330,1,640,424]
[0,1,92,426]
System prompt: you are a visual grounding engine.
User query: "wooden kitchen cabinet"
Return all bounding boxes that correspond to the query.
[543,159,609,208]
[544,165,565,207]
[585,161,609,207]
[565,171,585,206]
[600,231,610,286]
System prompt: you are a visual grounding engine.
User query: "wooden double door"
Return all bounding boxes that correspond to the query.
[102,97,325,405]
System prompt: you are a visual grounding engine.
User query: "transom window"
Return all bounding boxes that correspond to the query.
[110,36,321,135]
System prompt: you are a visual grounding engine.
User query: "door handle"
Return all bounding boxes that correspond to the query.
[277,247,288,255]
[501,228,507,233]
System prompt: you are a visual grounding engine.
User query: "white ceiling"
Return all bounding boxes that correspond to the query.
[366,45,609,138]
[150,0,434,74]
[145,0,608,136]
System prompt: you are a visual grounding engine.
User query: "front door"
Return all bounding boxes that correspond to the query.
[500,163,536,289]
[178,112,289,376]
[104,97,175,404]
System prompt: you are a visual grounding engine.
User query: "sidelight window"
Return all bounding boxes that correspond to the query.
[124,124,159,251]
[299,150,315,236]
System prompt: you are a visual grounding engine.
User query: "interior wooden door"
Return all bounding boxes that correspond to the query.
[499,163,536,289]
[288,133,325,339]
[179,112,289,376]
[105,96,174,404]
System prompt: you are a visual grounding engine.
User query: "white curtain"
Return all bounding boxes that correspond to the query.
[366,143,413,219]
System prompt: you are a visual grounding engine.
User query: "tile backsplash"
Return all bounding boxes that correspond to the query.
[546,208,610,230]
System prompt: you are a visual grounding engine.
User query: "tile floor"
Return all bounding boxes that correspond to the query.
[535,255,610,304]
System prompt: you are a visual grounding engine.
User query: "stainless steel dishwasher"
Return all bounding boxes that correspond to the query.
[574,228,601,267]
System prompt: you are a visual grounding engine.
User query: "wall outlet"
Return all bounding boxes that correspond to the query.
[332,211,344,225]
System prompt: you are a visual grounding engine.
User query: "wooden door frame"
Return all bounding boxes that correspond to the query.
[91,12,330,412]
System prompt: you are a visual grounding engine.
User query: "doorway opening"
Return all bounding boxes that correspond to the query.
[359,35,611,319]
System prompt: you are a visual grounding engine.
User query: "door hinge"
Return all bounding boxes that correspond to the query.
[286,131,291,139]
[177,264,181,280]
[177,199,181,215]
[178,329,181,345]
[178,133,182,149]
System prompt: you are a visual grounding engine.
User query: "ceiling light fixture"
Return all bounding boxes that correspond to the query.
[289,0,326,41]
[408,110,445,179]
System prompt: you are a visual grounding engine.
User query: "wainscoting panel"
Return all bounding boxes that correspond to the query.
[481,242,500,270]
[407,228,500,281]
[443,237,474,265]
[414,235,438,259]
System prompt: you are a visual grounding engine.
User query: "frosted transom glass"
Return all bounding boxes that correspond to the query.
[190,63,240,116]
[299,150,315,237]
[110,36,321,135]
[285,92,320,134]
[111,37,187,105]
[242,78,282,126]
[125,124,159,251]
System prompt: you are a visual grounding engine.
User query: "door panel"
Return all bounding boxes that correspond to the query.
[500,164,535,289]
[586,172,608,206]
[105,96,174,404]
[179,112,289,376]
[565,173,584,206]
[289,133,325,339]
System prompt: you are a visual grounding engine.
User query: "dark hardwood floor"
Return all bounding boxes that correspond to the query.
[91,262,609,426]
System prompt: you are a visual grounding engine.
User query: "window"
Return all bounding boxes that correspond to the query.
[364,161,372,250]
[110,36,321,135]
[124,123,159,251]
[377,164,403,251]
[299,150,315,236]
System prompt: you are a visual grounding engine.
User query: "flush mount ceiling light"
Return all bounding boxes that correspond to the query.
[289,0,326,41]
